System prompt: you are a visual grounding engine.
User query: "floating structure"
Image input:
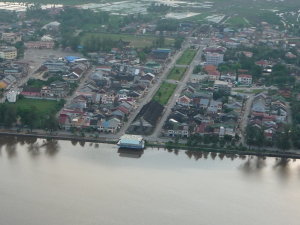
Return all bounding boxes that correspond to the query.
[117,135,145,149]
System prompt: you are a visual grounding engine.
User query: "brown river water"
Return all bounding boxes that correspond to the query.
[0,136,299,225]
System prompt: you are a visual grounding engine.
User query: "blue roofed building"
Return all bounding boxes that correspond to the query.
[98,118,120,133]
[153,48,171,60]
[65,56,81,63]
[117,134,145,149]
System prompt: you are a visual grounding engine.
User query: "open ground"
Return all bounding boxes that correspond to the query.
[82,33,175,48]
[9,99,58,112]
[177,49,197,65]
[153,82,177,105]
[167,67,187,81]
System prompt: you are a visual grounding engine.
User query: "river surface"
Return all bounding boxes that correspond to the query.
[0,136,300,225]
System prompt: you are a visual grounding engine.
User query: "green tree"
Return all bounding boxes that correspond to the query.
[291,122,300,149]
[174,135,180,144]
[43,114,59,134]
[219,65,230,73]
[193,65,201,74]
[250,65,263,80]
[211,135,219,144]
[196,134,203,144]
[276,124,291,152]
[27,105,38,132]
[158,91,162,101]
[17,107,30,130]
[138,51,146,62]
[255,127,266,149]
[174,37,184,49]
[244,124,256,149]
[4,105,17,129]
[232,63,241,73]
[203,135,210,144]
[219,138,226,148]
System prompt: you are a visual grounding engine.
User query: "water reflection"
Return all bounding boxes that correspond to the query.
[273,158,291,181]
[118,148,144,158]
[5,136,17,158]
[27,142,40,157]
[0,137,299,225]
[71,140,78,146]
[239,156,268,174]
[219,153,225,160]
[40,140,60,156]
[211,152,217,160]
[0,136,298,180]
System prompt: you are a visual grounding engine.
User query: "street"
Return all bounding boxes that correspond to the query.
[150,44,206,138]
[118,35,195,135]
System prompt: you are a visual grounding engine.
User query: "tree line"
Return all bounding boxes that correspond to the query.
[0,100,65,133]
[147,3,171,13]
[244,122,300,151]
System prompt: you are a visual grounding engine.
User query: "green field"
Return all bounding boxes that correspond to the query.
[82,33,175,48]
[153,82,177,105]
[234,89,265,94]
[177,49,197,65]
[167,67,186,81]
[226,16,249,27]
[9,99,58,112]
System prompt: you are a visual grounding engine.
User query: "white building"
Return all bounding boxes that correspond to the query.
[1,33,22,44]
[205,53,224,66]
[189,74,209,83]
[238,74,252,85]
[117,134,145,149]
[0,46,17,60]
[6,90,18,103]
[42,21,60,30]
[214,80,232,94]
[41,35,53,42]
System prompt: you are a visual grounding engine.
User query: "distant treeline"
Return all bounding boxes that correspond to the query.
[147,3,170,13]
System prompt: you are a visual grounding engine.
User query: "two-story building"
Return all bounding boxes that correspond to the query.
[238,74,252,85]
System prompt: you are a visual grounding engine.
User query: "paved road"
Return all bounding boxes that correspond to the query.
[150,44,206,138]
[56,65,96,117]
[2,49,83,103]
[117,37,194,135]
[239,94,254,145]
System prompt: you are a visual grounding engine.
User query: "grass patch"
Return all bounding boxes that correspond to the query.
[82,33,175,48]
[9,99,58,113]
[167,67,186,81]
[226,16,248,27]
[153,82,177,105]
[288,39,300,42]
[200,81,214,87]
[235,89,265,94]
[177,48,197,65]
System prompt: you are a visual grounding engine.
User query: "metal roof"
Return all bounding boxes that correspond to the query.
[119,135,143,145]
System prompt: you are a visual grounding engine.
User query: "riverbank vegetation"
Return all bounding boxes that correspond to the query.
[0,98,65,132]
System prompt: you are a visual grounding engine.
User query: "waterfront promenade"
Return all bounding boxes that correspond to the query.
[1,128,300,159]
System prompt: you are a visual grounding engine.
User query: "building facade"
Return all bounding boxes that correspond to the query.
[214,80,232,94]
[0,46,17,60]
[205,53,224,66]
[24,41,54,49]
